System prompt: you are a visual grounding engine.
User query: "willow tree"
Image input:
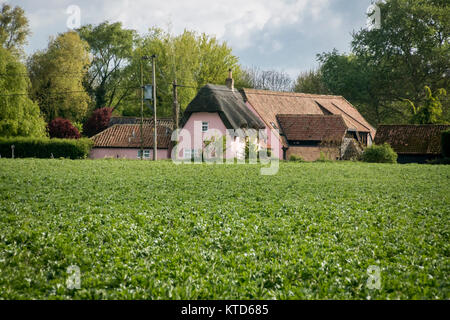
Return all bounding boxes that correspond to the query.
[0,3,30,56]
[28,31,91,122]
[0,47,46,137]
[120,28,246,117]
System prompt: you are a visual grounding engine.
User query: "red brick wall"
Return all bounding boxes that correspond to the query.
[286,146,340,161]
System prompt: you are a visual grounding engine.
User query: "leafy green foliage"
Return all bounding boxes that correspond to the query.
[27,32,91,122]
[405,86,447,124]
[128,28,244,117]
[0,160,448,299]
[293,69,329,95]
[316,0,450,126]
[361,144,398,164]
[0,3,30,56]
[0,137,92,159]
[289,155,304,162]
[441,129,450,158]
[0,47,46,138]
[77,22,137,110]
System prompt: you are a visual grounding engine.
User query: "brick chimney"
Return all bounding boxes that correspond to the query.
[225,68,234,91]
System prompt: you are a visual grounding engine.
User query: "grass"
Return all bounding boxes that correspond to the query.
[0,159,449,299]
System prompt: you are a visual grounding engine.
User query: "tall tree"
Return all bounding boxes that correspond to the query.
[123,28,245,117]
[317,0,449,125]
[77,22,137,109]
[241,66,293,92]
[0,3,30,56]
[293,69,329,95]
[405,86,447,124]
[0,47,46,137]
[28,32,91,122]
[351,0,449,123]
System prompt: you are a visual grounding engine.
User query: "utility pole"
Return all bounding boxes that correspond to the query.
[172,79,179,130]
[140,58,144,160]
[151,54,157,161]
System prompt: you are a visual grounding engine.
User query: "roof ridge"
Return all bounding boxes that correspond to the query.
[276,113,343,117]
[242,88,343,99]
[326,102,372,133]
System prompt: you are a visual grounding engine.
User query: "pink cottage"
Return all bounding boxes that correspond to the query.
[177,70,375,161]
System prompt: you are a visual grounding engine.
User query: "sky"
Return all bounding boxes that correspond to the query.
[6,0,374,78]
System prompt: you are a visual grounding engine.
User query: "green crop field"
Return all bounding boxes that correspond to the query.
[0,159,449,299]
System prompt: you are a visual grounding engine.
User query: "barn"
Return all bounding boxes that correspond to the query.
[374,124,450,163]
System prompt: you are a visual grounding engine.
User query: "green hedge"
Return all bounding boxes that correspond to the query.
[361,143,398,163]
[441,129,450,158]
[0,137,93,159]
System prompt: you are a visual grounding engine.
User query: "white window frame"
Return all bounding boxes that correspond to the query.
[202,122,209,132]
[138,150,151,159]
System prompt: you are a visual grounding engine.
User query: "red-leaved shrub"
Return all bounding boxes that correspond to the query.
[47,118,81,139]
[83,107,113,137]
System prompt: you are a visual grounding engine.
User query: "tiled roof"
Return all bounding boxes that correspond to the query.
[276,114,347,142]
[182,84,265,130]
[108,116,174,129]
[241,89,376,139]
[91,124,172,149]
[374,124,450,155]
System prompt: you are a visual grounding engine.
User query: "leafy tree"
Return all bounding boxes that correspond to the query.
[0,3,30,55]
[317,0,449,125]
[317,50,399,125]
[77,22,137,109]
[28,31,91,122]
[83,107,112,137]
[123,28,245,117]
[405,86,447,124]
[293,69,329,94]
[0,47,46,137]
[47,118,81,139]
[351,0,449,122]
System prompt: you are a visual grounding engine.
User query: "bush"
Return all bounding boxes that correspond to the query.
[0,137,93,159]
[289,155,304,162]
[361,143,398,163]
[47,118,81,139]
[83,107,113,137]
[441,129,450,158]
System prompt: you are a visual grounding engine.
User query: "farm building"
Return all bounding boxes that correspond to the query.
[178,70,375,161]
[89,122,173,159]
[374,124,450,163]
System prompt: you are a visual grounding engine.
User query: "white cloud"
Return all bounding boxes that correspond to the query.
[83,0,330,49]
[14,0,371,76]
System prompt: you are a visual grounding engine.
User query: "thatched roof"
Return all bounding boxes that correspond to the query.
[181,84,265,130]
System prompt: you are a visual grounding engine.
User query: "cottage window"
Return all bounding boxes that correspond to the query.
[202,122,209,132]
[137,150,151,159]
